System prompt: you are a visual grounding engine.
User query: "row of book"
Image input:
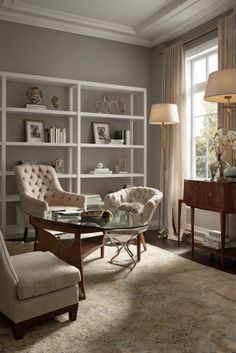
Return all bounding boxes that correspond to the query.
[202,230,236,249]
[89,167,113,175]
[85,194,103,207]
[47,127,67,143]
[25,103,47,110]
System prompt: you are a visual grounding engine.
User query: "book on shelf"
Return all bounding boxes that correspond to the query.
[83,194,103,206]
[89,170,112,174]
[49,127,66,143]
[52,208,83,217]
[84,194,101,199]
[25,103,47,109]
[109,139,124,145]
[87,198,102,205]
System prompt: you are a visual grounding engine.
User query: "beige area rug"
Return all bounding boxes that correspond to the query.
[1,242,236,353]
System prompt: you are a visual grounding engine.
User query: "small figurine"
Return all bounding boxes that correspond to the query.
[26,87,43,104]
[51,96,59,109]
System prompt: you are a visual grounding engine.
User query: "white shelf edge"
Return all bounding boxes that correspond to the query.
[2,71,78,86]
[80,112,144,120]
[1,194,20,202]
[80,173,144,178]
[81,143,144,149]
[4,171,77,178]
[6,107,77,116]
[79,80,145,93]
[57,173,77,178]
[6,142,77,147]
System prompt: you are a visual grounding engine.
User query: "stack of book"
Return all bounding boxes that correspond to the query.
[109,139,124,145]
[49,127,67,143]
[25,103,47,110]
[52,208,82,222]
[202,230,231,249]
[84,194,103,207]
[89,167,112,175]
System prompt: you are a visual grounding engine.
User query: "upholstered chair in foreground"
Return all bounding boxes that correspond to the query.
[0,231,80,339]
[14,165,86,241]
[104,186,163,263]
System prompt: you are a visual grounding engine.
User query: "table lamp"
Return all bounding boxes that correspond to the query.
[149,103,179,237]
[204,68,236,119]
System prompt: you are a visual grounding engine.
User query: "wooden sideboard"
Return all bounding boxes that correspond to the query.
[178,179,236,269]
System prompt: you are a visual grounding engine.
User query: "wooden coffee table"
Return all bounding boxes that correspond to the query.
[30,211,148,299]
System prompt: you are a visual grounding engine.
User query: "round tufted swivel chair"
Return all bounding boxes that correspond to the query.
[104,186,163,263]
[14,165,86,241]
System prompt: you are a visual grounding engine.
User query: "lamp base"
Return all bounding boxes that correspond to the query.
[157,228,168,239]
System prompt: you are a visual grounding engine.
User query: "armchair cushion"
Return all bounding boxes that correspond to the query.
[11,251,81,300]
[118,202,144,213]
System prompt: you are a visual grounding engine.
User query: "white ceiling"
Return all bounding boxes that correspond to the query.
[0,0,234,47]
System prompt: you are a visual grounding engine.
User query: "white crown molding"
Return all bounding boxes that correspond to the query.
[0,0,234,48]
[134,0,192,34]
[149,0,235,46]
[0,0,152,47]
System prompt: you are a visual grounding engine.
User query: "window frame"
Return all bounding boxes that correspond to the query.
[186,38,218,179]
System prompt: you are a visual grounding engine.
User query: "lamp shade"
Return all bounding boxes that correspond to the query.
[149,103,179,125]
[204,68,236,103]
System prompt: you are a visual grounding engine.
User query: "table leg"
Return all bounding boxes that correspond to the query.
[178,199,183,245]
[220,211,226,270]
[191,207,195,258]
[137,234,141,262]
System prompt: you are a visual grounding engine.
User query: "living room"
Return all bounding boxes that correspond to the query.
[0,1,235,352]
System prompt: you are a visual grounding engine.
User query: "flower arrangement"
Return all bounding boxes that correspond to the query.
[212,128,236,156]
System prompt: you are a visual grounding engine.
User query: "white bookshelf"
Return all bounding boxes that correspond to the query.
[0,71,147,235]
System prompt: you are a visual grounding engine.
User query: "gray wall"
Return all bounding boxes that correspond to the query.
[0,10,232,192]
[0,19,155,186]
[0,20,151,87]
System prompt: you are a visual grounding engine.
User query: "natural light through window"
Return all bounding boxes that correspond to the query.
[186,40,218,179]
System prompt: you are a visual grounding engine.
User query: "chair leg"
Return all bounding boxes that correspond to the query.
[140,233,147,251]
[137,234,141,261]
[23,227,28,242]
[13,323,24,340]
[69,304,78,321]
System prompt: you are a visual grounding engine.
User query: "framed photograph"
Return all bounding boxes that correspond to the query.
[25,119,45,143]
[93,122,110,144]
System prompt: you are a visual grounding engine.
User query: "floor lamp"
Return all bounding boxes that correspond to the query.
[205,68,236,166]
[204,68,236,235]
[149,103,179,237]
[204,68,236,123]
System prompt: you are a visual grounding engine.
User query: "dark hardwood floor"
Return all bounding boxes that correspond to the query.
[145,230,236,275]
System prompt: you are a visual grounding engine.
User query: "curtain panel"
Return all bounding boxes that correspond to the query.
[161,42,186,238]
[218,11,236,165]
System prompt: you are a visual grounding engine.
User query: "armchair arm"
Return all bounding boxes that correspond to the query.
[20,194,49,218]
[143,192,163,221]
[50,190,86,209]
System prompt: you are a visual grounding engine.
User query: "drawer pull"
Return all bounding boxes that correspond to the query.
[208,192,212,197]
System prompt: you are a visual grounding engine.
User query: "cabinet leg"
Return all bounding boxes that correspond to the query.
[178,199,183,245]
[220,212,226,270]
[191,207,195,258]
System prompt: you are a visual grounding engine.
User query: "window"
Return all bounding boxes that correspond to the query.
[186,40,218,179]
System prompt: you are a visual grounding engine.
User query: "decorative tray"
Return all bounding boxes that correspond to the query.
[80,210,112,221]
[80,210,103,221]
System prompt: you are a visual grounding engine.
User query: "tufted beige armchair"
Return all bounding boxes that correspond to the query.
[14,165,86,241]
[0,230,80,339]
[104,186,163,263]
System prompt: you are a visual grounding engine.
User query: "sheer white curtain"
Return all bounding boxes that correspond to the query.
[218,11,236,138]
[161,42,186,239]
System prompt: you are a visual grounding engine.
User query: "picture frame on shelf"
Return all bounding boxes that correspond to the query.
[93,122,110,144]
[25,119,45,143]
